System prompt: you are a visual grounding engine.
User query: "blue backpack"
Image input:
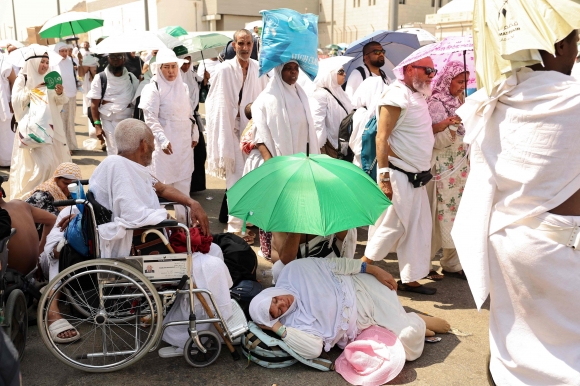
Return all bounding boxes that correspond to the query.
[361,115,378,180]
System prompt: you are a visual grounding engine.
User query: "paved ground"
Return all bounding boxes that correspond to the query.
[1,99,491,386]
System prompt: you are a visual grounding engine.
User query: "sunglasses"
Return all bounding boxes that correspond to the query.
[337,69,345,75]
[109,54,125,60]
[365,49,386,56]
[411,65,438,76]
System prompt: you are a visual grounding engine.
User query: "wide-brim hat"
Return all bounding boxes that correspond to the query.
[335,326,406,386]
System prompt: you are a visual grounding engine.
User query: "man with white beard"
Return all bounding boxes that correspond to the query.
[361,56,438,295]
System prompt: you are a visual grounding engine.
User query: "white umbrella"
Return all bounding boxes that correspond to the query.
[0,39,24,49]
[397,28,437,46]
[93,30,181,54]
[8,44,63,68]
[317,56,354,75]
[245,20,263,30]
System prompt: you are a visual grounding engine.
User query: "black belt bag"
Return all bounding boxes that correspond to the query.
[388,162,433,188]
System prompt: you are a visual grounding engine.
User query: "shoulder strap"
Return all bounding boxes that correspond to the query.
[322,87,348,114]
[356,66,366,81]
[379,69,387,84]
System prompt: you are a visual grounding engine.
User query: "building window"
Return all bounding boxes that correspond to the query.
[399,0,405,4]
[354,0,361,7]
[369,0,376,5]
[431,0,443,6]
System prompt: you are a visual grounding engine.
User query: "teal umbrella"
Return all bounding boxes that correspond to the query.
[179,33,232,62]
[39,12,104,39]
[227,153,391,237]
[159,25,189,38]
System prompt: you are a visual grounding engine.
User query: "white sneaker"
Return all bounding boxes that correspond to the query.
[158,346,183,358]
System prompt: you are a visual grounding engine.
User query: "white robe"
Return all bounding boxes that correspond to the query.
[252,67,319,158]
[452,68,580,385]
[9,75,71,199]
[349,77,389,168]
[89,155,168,258]
[0,54,14,167]
[139,73,194,185]
[205,58,268,179]
[162,243,234,348]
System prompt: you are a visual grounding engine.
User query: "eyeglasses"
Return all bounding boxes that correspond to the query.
[337,69,345,75]
[109,54,125,60]
[365,49,386,56]
[411,65,438,76]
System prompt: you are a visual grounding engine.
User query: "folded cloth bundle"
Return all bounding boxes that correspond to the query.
[169,227,213,253]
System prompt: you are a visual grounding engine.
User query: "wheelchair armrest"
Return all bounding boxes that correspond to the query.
[158,196,178,206]
[128,220,179,231]
[53,199,85,207]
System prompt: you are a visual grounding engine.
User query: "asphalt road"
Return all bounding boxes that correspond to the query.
[0,99,491,386]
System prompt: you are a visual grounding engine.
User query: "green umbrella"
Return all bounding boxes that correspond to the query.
[159,25,189,38]
[227,153,391,237]
[39,12,104,39]
[326,44,340,50]
[179,33,232,62]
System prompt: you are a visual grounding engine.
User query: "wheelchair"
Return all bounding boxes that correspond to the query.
[37,183,248,373]
[0,228,29,361]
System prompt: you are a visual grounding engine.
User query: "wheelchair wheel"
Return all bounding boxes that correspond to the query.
[4,289,28,361]
[184,331,222,368]
[37,259,163,373]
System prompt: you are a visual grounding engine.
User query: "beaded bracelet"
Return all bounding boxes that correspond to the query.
[360,262,367,274]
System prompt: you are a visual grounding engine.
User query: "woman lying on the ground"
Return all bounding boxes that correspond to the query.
[250,257,450,361]
[23,162,82,216]
[270,230,357,283]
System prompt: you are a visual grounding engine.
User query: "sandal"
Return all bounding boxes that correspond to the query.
[441,270,467,280]
[49,319,81,343]
[425,270,444,281]
[397,280,437,295]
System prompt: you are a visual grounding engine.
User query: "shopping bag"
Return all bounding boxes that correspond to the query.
[259,8,319,80]
[17,87,54,148]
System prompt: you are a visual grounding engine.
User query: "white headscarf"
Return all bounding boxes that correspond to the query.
[313,65,352,112]
[20,46,50,90]
[54,42,67,53]
[249,258,357,351]
[252,60,319,157]
[146,49,191,120]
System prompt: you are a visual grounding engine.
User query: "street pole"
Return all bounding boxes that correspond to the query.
[331,0,334,44]
[11,0,18,40]
[144,0,150,30]
[56,0,61,15]
[389,0,398,31]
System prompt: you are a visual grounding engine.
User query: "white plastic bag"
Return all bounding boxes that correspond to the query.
[18,87,54,148]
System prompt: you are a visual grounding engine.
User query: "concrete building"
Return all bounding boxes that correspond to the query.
[317,0,454,46]
[424,0,473,39]
[84,0,318,43]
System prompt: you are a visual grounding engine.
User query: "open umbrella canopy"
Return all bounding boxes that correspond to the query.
[93,30,181,54]
[397,28,437,47]
[0,39,24,49]
[473,0,580,94]
[227,153,391,236]
[343,30,420,80]
[39,12,104,39]
[178,33,231,62]
[159,25,189,38]
[8,44,63,68]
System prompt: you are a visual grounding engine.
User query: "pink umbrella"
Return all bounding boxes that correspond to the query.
[393,36,476,95]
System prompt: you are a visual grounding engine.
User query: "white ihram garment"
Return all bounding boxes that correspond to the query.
[452,68,580,386]
[364,80,434,283]
[10,66,71,199]
[0,54,14,166]
[89,155,168,258]
[86,67,138,155]
[54,55,78,150]
[163,243,233,348]
[349,77,388,168]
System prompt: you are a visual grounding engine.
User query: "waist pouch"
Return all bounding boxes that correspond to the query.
[389,162,432,188]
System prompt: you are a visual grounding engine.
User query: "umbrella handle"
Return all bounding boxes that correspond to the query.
[463,50,467,98]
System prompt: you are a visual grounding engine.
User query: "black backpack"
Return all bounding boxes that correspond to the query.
[322,88,355,162]
[89,71,138,125]
[211,233,257,285]
[341,64,387,91]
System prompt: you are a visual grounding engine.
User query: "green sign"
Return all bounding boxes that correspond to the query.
[44,71,62,90]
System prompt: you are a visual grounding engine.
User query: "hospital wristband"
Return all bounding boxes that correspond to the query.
[360,262,367,274]
[378,167,390,175]
[93,120,101,125]
[276,325,287,338]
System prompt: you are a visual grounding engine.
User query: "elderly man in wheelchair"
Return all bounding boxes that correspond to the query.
[38,119,247,371]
